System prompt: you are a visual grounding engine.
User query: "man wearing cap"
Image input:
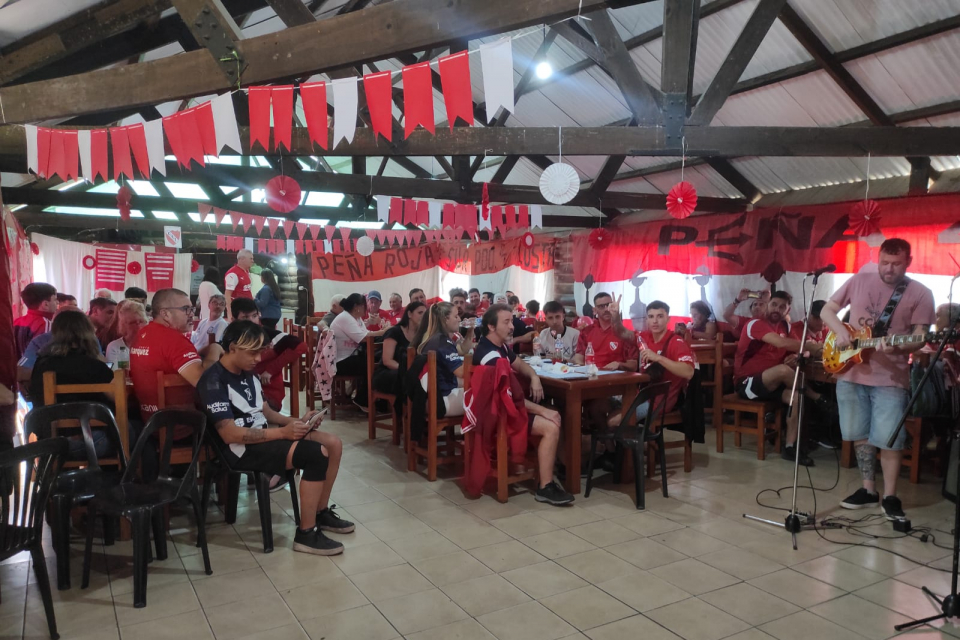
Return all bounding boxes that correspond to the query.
[363,291,390,330]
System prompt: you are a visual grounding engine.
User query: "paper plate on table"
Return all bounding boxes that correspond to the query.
[539,163,579,205]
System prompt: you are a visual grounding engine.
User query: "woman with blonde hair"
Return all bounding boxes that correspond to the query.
[105,300,149,368]
[414,302,466,416]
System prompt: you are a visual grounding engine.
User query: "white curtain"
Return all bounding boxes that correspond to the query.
[32,233,193,306]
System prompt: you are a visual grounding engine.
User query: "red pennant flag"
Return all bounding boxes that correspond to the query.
[194,102,218,157]
[389,198,404,226]
[456,204,477,235]
[162,114,186,168]
[90,130,109,182]
[294,239,304,254]
[271,85,294,151]
[363,71,394,142]
[300,81,329,150]
[232,212,242,231]
[490,205,503,235]
[375,229,387,245]
[252,215,266,235]
[339,227,351,244]
[504,205,517,231]
[295,222,308,239]
[403,62,435,138]
[416,201,429,226]
[438,51,474,129]
[442,228,457,242]
[403,199,418,226]
[46,130,65,181]
[199,203,212,215]
[518,205,530,229]
[324,225,335,241]
[125,124,150,178]
[241,214,253,232]
[267,217,281,237]
[409,229,423,246]
[282,220,295,237]
[248,86,272,151]
[214,207,227,225]
[442,203,456,228]
[109,127,134,181]
[257,239,267,253]
[62,130,79,181]
[217,235,227,251]
[177,108,206,168]
[36,128,52,178]
[309,225,321,240]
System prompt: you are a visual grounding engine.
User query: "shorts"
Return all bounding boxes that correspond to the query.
[736,376,783,401]
[235,439,328,479]
[836,380,909,451]
[443,388,465,417]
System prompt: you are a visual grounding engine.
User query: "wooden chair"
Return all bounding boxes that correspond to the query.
[304,317,324,410]
[716,349,782,460]
[42,369,131,465]
[366,335,400,444]
[282,345,303,417]
[403,347,416,454]
[461,360,537,502]
[408,351,463,481]
[840,417,924,484]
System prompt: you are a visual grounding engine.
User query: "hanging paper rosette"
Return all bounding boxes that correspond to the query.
[127,261,142,275]
[539,163,579,205]
[30,243,39,256]
[191,259,201,273]
[116,184,133,222]
[521,232,535,248]
[83,256,97,270]
[849,200,882,237]
[588,228,611,250]
[265,175,302,213]
[666,181,697,219]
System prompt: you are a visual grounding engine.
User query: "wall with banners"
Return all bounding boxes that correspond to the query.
[572,194,960,328]
[311,237,556,312]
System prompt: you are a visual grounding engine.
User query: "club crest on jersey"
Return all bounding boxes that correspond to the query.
[610,341,619,350]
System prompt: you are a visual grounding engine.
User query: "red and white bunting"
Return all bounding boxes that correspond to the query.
[438,51,474,129]
[363,71,394,142]
[402,62,434,138]
[300,81,329,150]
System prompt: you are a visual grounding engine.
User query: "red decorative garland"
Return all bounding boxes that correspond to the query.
[666,181,698,219]
[265,175,302,213]
[116,184,133,222]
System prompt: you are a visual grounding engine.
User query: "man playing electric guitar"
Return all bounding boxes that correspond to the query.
[820,239,935,520]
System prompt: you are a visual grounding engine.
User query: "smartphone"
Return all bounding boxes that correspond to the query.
[746,291,761,299]
[300,407,329,439]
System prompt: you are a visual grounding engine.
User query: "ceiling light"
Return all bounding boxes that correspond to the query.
[535,61,553,80]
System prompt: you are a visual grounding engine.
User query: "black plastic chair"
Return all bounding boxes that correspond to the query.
[0,438,69,639]
[201,429,300,553]
[81,410,211,608]
[585,382,670,510]
[24,402,127,590]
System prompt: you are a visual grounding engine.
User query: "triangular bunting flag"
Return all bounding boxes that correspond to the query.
[402,62,435,138]
[295,222,308,239]
[194,102,218,157]
[438,51,474,129]
[232,212,242,231]
[211,93,243,154]
[375,229,387,246]
[109,126,134,181]
[143,119,166,177]
[409,229,423,246]
[213,207,227,226]
[271,85,295,151]
[252,215,267,235]
[248,86,272,152]
[300,81,329,150]
[479,39,515,123]
[125,124,150,179]
[324,225,335,241]
[198,203,212,216]
[267,217,281,237]
[331,78,358,148]
[363,71,394,142]
[282,220,295,238]
[339,227,351,244]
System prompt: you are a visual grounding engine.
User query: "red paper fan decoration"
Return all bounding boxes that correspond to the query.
[127,261,142,275]
[521,232,535,248]
[30,243,39,256]
[588,228,611,250]
[265,175,302,214]
[849,200,882,237]
[191,259,200,273]
[666,181,698,219]
[762,261,785,284]
[116,184,134,222]
[83,256,97,270]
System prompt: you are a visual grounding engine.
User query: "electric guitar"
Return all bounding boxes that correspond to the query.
[822,324,934,374]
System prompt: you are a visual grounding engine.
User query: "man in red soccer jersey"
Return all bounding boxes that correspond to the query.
[362,291,391,330]
[385,293,404,325]
[14,283,57,360]
[224,249,254,321]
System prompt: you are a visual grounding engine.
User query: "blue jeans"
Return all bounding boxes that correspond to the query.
[836,380,909,451]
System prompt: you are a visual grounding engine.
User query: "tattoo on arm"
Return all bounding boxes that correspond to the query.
[241,429,271,444]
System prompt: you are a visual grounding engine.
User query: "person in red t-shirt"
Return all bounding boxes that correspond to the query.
[362,291,391,330]
[721,288,770,341]
[467,288,482,309]
[129,288,223,424]
[505,291,525,315]
[224,249,254,321]
[14,283,57,361]
[478,292,493,313]
[733,291,822,466]
[385,293,404,325]
[521,301,540,328]
[791,299,828,344]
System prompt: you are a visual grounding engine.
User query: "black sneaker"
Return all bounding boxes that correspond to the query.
[293,527,344,556]
[317,505,356,533]
[882,495,906,520]
[781,445,814,467]
[535,482,575,506]
[840,488,880,510]
[267,475,286,493]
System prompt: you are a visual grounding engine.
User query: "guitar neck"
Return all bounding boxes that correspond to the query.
[857,333,928,349]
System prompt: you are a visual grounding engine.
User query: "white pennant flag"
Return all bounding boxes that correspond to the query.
[376,196,390,223]
[332,79,358,148]
[531,204,543,228]
[77,129,92,182]
[323,240,333,254]
[25,125,38,175]
[286,240,295,255]
[428,201,442,228]
[478,204,492,233]
[211,93,243,154]
[244,237,255,253]
[480,39,515,124]
[143,119,166,177]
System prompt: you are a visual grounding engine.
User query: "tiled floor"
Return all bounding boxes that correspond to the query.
[5,415,960,640]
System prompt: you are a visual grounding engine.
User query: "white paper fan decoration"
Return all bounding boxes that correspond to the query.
[539,163,579,205]
[356,236,375,256]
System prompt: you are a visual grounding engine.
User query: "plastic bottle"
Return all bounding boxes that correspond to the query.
[585,342,597,376]
[532,334,541,357]
[554,333,564,362]
[117,345,129,370]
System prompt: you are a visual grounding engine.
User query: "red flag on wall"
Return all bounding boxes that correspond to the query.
[300,81,329,150]
[438,51,474,129]
[95,248,127,290]
[363,71,394,142]
[145,254,174,290]
[402,62,434,138]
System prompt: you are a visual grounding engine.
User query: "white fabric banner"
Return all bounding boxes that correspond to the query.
[25,125,38,175]
[211,93,243,154]
[332,79,359,148]
[480,39,515,123]
[77,129,93,183]
[143,119,166,177]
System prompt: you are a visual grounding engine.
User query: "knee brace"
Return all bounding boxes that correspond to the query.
[292,440,329,482]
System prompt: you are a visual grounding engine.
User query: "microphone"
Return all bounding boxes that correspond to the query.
[807,264,837,276]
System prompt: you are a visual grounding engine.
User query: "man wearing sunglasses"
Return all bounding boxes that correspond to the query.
[130,288,223,426]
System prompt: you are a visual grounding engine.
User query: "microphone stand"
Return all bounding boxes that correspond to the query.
[743,272,823,550]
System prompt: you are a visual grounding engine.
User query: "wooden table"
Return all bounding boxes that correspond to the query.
[539,371,649,494]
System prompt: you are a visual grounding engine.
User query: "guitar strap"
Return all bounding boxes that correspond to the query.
[872,277,911,338]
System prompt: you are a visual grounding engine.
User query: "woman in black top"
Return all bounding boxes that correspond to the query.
[373,301,426,395]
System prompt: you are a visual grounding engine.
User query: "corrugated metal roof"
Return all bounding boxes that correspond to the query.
[730,156,911,193]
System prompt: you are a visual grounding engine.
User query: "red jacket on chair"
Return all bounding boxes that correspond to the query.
[462,358,528,496]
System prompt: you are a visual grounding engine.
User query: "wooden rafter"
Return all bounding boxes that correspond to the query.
[660,0,699,123]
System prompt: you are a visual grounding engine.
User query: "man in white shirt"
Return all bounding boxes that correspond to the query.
[538,301,579,361]
[192,294,229,349]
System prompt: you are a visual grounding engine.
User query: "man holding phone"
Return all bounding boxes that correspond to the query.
[198,321,354,556]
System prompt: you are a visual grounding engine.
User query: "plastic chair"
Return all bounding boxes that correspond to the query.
[200,429,300,553]
[584,382,670,510]
[0,438,69,639]
[81,410,211,608]
[24,402,127,590]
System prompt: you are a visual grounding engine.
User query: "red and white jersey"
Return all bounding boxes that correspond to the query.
[224,265,252,299]
[129,321,201,421]
[576,322,639,369]
[637,330,695,413]
[734,318,798,382]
